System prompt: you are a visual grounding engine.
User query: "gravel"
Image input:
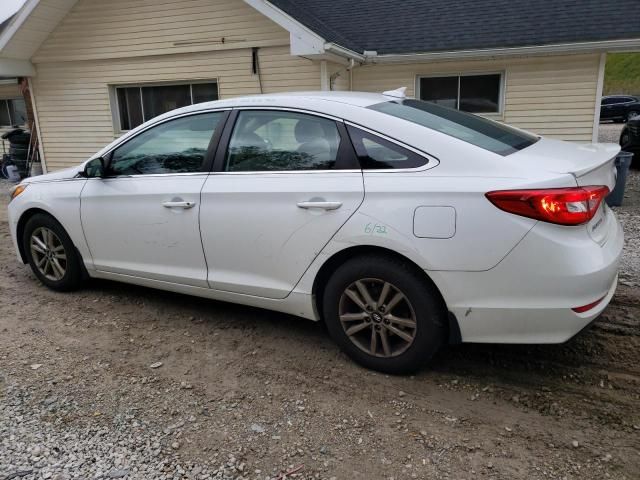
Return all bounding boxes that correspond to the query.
[0,383,249,480]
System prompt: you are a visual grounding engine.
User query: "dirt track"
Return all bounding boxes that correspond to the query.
[1,168,639,479]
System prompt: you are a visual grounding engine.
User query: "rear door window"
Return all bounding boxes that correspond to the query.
[225,110,343,171]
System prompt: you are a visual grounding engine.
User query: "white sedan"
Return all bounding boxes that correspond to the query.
[7,91,623,373]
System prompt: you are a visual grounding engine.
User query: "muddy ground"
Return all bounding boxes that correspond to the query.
[1,132,639,479]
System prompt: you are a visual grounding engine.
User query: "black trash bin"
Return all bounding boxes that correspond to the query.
[1,128,31,178]
[606,151,634,207]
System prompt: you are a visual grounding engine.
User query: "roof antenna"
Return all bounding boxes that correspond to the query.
[382,87,407,98]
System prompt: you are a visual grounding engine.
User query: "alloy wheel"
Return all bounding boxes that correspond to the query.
[627,111,638,122]
[30,227,67,281]
[338,278,417,358]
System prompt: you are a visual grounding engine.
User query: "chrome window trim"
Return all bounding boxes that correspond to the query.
[216,107,351,175]
[95,108,232,179]
[232,105,344,122]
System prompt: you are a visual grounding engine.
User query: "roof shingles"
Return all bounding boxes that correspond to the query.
[269,0,640,54]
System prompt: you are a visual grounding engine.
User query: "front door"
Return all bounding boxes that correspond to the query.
[80,111,226,287]
[200,109,364,299]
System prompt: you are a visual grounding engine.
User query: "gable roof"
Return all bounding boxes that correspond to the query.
[1,0,639,75]
[269,0,640,55]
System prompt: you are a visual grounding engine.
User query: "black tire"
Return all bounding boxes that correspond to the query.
[322,254,446,374]
[627,111,639,122]
[22,213,84,291]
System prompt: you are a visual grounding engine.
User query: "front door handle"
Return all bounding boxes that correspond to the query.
[162,201,196,209]
[297,201,343,210]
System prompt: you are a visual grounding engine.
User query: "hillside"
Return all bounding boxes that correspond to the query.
[604,53,640,96]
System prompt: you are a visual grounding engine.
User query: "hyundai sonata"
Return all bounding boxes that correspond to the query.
[7,90,623,373]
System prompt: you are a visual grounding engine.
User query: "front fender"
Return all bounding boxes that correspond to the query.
[8,179,92,268]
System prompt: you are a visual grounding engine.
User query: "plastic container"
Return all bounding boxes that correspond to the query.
[606,151,634,207]
[5,164,21,182]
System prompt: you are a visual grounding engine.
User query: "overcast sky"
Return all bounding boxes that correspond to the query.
[1,0,26,24]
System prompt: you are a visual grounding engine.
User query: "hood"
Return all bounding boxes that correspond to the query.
[23,165,83,184]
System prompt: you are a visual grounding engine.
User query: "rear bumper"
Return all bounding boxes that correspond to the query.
[431,208,623,344]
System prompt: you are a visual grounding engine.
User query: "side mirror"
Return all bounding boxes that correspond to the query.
[82,157,106,178]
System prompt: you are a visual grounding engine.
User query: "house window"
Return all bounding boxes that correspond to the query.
[419,74,502,114]
[0,98,27,126]
[115,81,219,131]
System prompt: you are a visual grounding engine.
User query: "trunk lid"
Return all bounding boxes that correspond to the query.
[511,137,619,190]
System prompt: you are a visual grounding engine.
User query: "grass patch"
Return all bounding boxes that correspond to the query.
[604,53,640,96]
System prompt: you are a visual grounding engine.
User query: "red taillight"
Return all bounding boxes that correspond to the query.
[485,186,609,226]
[572,296,606,313]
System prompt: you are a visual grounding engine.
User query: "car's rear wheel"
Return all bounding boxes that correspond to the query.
[626,111,639,122]
[23,213,84,291]
[322,255,446,374]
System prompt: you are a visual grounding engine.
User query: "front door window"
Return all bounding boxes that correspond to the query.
[109,112,223,175]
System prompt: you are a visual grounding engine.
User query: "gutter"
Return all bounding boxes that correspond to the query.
[323,42,365,63]
[362,38,640,64]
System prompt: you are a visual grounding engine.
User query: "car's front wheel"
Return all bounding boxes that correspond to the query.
[322,255,446,374]
[22,213,84,291]
[626,111,639,122]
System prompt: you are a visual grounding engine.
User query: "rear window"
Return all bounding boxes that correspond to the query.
[368,99,538,156]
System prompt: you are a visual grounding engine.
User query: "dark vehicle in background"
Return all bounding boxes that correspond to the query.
[601,95,640,123]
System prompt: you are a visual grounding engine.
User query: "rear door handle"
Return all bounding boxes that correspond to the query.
[296,201,343,210]
[162,201,196,209]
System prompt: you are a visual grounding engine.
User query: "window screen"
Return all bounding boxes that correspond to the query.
[420,74,501,113]
[115,82,218,131]
[0,98,27,126]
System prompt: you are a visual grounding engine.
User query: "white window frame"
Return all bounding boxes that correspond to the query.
[415,71,506,117]
[0,97,27,127]
[108,79,219,135]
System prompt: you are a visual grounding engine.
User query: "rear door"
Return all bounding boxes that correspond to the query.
[200,109,364,299]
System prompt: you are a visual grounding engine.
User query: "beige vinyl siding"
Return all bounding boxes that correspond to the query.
[33,0,290,62]
[32,46,320,170]
[352,53,600,142]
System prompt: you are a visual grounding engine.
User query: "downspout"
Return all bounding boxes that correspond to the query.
[592,52,606,143]
[320,60,329,91]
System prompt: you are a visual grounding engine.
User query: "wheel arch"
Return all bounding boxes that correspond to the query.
[16,208,87,279]
[311,245,461,343]
[16,207,53,263]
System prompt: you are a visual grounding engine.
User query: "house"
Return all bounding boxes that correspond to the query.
[0,0,639,173]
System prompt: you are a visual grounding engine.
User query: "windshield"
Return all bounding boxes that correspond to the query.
[368,99,538,156]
